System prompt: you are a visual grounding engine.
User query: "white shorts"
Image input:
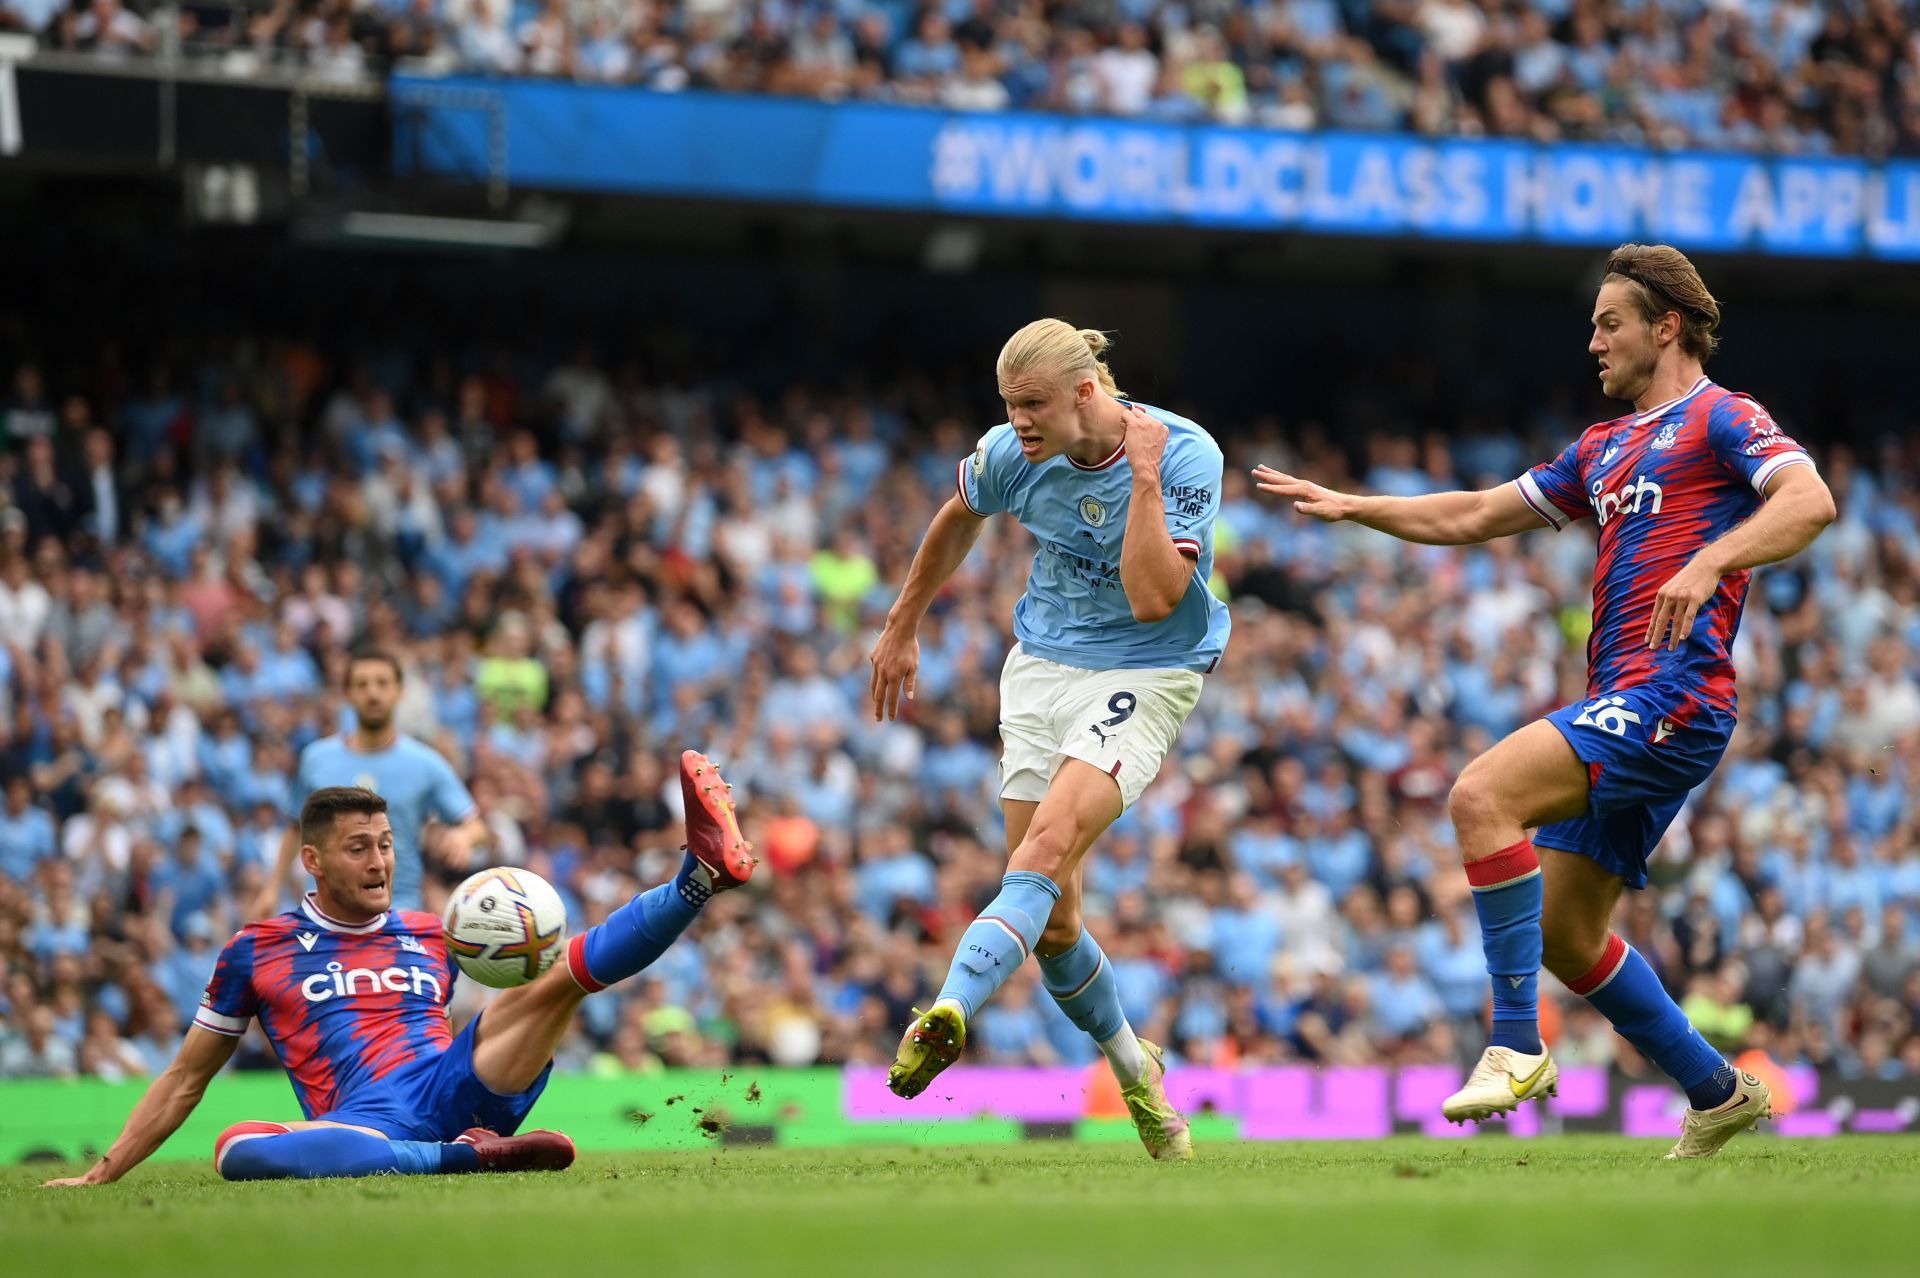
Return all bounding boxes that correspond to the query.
[998,644,1204,811]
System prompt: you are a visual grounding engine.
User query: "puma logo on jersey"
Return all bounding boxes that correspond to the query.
[1088,723,1113,745]
[297,932,319,952]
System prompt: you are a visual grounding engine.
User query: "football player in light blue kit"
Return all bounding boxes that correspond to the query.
[251,650,489,919]
[869,319,1229,1160]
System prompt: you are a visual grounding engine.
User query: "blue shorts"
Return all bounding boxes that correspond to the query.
[1535,684,1734,891]
[317,1010,551,1142]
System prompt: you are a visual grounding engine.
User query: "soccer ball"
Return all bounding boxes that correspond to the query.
[443,867,568,989]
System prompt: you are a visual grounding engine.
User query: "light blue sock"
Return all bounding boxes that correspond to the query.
[218,1128,477,1181]
[571,854,706,990]
[936,871,1060,1018]
[1037,928,1125,1042]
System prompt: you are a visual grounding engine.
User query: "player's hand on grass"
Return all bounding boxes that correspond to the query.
[42,1165,109,1187]
[1251,466,1355,521]
[1646,553,1721,650]
[1122,403,1168,473]
[868,626,920,721]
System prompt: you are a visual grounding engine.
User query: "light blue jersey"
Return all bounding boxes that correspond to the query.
[957,402,1230,673]
[289,735,477,911]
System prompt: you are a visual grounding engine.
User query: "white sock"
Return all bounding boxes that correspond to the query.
[1098,1022,1150,1088]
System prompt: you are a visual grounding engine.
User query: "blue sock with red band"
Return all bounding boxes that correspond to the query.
[1568,932,1735,1109]
[566,854,708,992]
[1466,839,1544,1055]
[216,1125,478,1181]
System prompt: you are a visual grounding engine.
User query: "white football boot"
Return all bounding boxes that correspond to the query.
[1665,1070,1771,1160]
[1442,1045,1559,1124]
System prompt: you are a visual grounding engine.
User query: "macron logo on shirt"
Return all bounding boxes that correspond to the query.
[297,932,319,951]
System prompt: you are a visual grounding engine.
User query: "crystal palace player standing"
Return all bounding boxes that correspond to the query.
[44,754,754,1186]
[1253,244,1835,1159]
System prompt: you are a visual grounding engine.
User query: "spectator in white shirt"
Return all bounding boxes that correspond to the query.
[459,0,522,72]
[518,0,572,76]
[1096,22,1159,116]
[941,44,1009,111]
[63,793,134,894]
[70,0,155,57]
[0,1005,78,1079]
[0,548,51,650]
[1419,0,1485,66]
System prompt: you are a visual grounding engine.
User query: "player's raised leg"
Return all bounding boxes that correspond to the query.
[1540,850,1769,1158]
[560,749,755,997]
[472,749,755,1096]
[1441,719,1589,1123]
[888,760,1120,1100]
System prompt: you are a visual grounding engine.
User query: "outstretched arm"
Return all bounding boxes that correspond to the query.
[869,495,989,720]
[1252,466,1547,546]
[43,1027,239,1186]
[1645,463,1836,650]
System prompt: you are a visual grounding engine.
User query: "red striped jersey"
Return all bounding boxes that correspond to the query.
[196,895,456,1118]
[1515,377,1813,719]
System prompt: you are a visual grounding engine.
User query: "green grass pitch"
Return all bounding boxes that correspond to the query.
[7,1138,1920,1277]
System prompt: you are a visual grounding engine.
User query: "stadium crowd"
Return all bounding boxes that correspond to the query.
[0,328,1918,1091]
[11,0,1920,157]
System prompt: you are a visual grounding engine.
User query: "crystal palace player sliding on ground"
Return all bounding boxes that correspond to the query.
[1254,244,1835,1159]
[869,319,1230,1159]
[43,753,755,1185]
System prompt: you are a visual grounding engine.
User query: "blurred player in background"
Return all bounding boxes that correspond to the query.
[1253,244,1835,1158]
[869,319,1230,1160]
[251,649,488,919]
[45,753,754,1185]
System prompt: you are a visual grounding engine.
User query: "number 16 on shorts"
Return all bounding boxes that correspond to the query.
[1571,694,1642,736]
